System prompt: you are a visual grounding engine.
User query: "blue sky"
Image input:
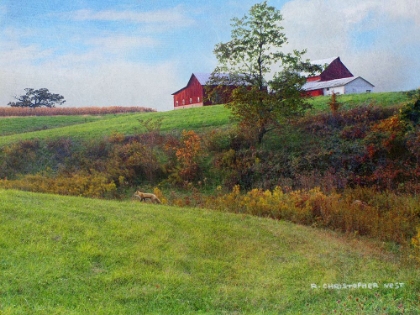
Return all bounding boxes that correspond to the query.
[1,0,419,111]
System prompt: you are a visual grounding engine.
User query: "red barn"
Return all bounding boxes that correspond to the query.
[303,57,374,97]
[172,73,236,109]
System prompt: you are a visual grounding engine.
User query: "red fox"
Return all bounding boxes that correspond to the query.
[133,191,162,204]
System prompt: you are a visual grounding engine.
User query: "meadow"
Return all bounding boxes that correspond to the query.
[1,90,420,314]
[0,105,232,147]
[0,189,419,314]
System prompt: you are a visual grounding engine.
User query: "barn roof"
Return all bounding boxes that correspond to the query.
[171,73,207,95]
[172,73,244,95]
[310,57,338,67]
[194,73,212,85]
[302,76,374,91]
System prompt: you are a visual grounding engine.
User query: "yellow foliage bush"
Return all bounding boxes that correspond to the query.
[166,185,419,245]
[0,172,116,198]
[153,187,167,205]
[412,227,420,263]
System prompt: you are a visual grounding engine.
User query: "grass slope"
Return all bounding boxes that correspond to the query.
[308,91,411,112]
[0,105,232,147]
[0,189,418,314]
[0,116,109,137]
[0,91,411,147]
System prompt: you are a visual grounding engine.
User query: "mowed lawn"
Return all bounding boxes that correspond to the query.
[0,189,418,314]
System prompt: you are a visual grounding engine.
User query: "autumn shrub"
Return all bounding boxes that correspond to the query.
[46,138,74,167]
[153,187,167,204]
[107,139,163,186]
[166,185,420,245]
[328,92,341,113]
[164,130,205,186]
[300,104,397,136]
[359,115,412,189]
[137,117,166,147]
[204,128,237,152]
[400,98,420,126]
[340,124,367,140]
[0,140,41,178]
[412,227,420,263]
[0,172,116,198]
[0,106,155,117]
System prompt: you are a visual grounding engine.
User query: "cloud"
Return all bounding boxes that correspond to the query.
[0,43,53,64]
[0,5,187,111]
[0,26,177,110]
[0,53,181,111]
[281,0,420,92]
[87,35,159,52]
[68,6,194,28]
[383,0,420,25]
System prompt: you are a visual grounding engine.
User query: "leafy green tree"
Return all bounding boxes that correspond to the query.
[209,1,320,143]
[8,88,66,108]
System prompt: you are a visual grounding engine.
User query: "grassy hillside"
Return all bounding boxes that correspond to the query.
[308,91,412,112]
[0,105,232,147]
[0,189,418,314]
[0,115,107,136]
[0,91,410,147]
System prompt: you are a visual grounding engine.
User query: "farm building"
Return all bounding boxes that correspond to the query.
[172,73,236,109]
[173,57,374,109]
[303,76,374,96]
[303,57,374,96]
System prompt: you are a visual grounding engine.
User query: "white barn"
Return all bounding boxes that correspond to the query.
[303,76,374,96]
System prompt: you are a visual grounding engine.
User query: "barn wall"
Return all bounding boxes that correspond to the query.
[173,74,241,109]
[306,89,324,97]
[323,86,345,95]
[173,75,205,108]
[307,75,321,82]
[174,103,204,110]
[344,78,374,94]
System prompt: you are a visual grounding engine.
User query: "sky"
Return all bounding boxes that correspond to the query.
[0,0,419,111]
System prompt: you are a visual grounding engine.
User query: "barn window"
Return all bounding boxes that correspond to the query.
[366,90,371,93]
[182,99,185,105]
[190,98,193,103]
[176,101,179,106]
[197,97,200,102]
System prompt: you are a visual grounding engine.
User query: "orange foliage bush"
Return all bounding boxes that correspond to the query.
[166,130,204,185]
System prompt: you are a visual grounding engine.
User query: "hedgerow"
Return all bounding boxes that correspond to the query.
[0,106,155,117]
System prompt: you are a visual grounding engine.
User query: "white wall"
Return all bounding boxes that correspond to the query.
[344,78,374,94]
[323,86,345,95]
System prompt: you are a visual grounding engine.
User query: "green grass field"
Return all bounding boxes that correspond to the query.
[0,116,107,137]
[0,91,411,147]
[0,189,418,314]
[0,105,232,147]
[307,91,411,112]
